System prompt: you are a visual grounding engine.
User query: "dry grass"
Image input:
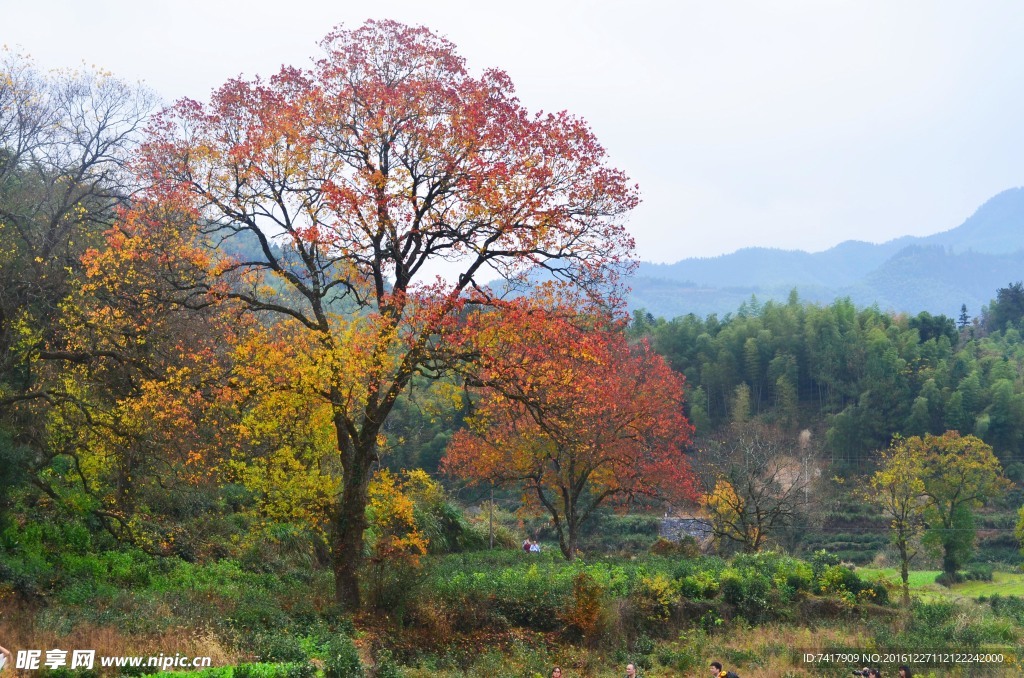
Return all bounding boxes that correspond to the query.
[691,624,876,678]
[0,597,239,668]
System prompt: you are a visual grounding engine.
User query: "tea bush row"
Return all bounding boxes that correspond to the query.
[415,549,881,636]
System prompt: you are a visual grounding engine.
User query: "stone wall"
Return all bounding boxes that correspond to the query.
[659,516,713,541]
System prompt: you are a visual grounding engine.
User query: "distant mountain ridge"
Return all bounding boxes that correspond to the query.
[628,187,1024,319]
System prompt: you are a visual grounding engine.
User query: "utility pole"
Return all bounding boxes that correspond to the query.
[804,454,809,505]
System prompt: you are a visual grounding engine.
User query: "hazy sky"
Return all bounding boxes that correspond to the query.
[5,1,1024,263]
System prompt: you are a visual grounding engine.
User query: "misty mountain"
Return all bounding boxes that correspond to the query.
[629,187,1024,319]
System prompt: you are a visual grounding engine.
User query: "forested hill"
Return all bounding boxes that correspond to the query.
[630,187,1024,318]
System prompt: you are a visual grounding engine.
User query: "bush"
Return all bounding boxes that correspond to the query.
[116,666,161,677]
[251,633,308,663]
[719,569,743,605]
[371,649,405,678]
[785,570,812,593]
[37,670,100,678]
[427,556,571,630]
[810,549,840,581]
[678,571,719,600]
[560,571,608,641]
[231,589,291,632]
[323,636,364,678]
[817,564,864,598]
[615,635,654,670]
[963,562,994,581]
[234,664,317,678]
[773,558,813,593]
[719,569,772,622]
[654,630,705,673]
[670,555,726,581]
[988,594,1024,624]
[654,645,700,673]
[630,573,680,634]
[365,558,422,624]
[867,579,890,605]
[161,669,233,678]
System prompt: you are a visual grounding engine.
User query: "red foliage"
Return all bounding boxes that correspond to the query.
[443,301,697,558]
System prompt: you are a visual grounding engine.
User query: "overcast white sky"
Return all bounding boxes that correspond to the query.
[5,1,1024,263]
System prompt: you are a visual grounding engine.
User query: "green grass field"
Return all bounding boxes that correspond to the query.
[859,568,1024,600]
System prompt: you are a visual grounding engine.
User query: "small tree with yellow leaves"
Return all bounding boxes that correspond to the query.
[364,469,430,614]
[865,435,926,605]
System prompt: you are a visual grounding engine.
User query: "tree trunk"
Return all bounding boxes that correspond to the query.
[332,433,374,611]
[941,546,958,582]
[898,539,910,606]
[332,475,369,610]
[563,521,578,562]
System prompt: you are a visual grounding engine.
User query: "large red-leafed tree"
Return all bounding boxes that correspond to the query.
[443,304,697,560]
[135,21,637,609]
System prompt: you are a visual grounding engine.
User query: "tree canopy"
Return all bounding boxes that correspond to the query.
[443,302,696,560]
[130,20,638,608]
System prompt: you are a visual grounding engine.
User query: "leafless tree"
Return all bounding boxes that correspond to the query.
[697,423,817,553]
[1,51,156,407]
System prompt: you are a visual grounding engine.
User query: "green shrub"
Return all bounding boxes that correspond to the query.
[323,635,364,678]
[719,569,743,605]
[774,559,813,594]
[365,558,422,624]
[161,668,233,678]
[969,616,1017,645]
[963,562,994,581]
[868,579,890,605]
[887,600,995,651]
[720,569,772,622]
[283,663,318,678]
[679,571,719,599]
[621,635,655,670]
[231,589,290,632]
[251,633,308,663]
[116,665,161,677]
[732,551,786,578]
[102,549,155,587]
[817,564,863,598]
[231,665,263,678]
[38,669,100,678]
[988,594,1024,624]
[427,558,571,630]
[785,570,811,593]
[810,549,840,582]
[234,663,317,678]
[372,649,404,678]
[671,555,726,581]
